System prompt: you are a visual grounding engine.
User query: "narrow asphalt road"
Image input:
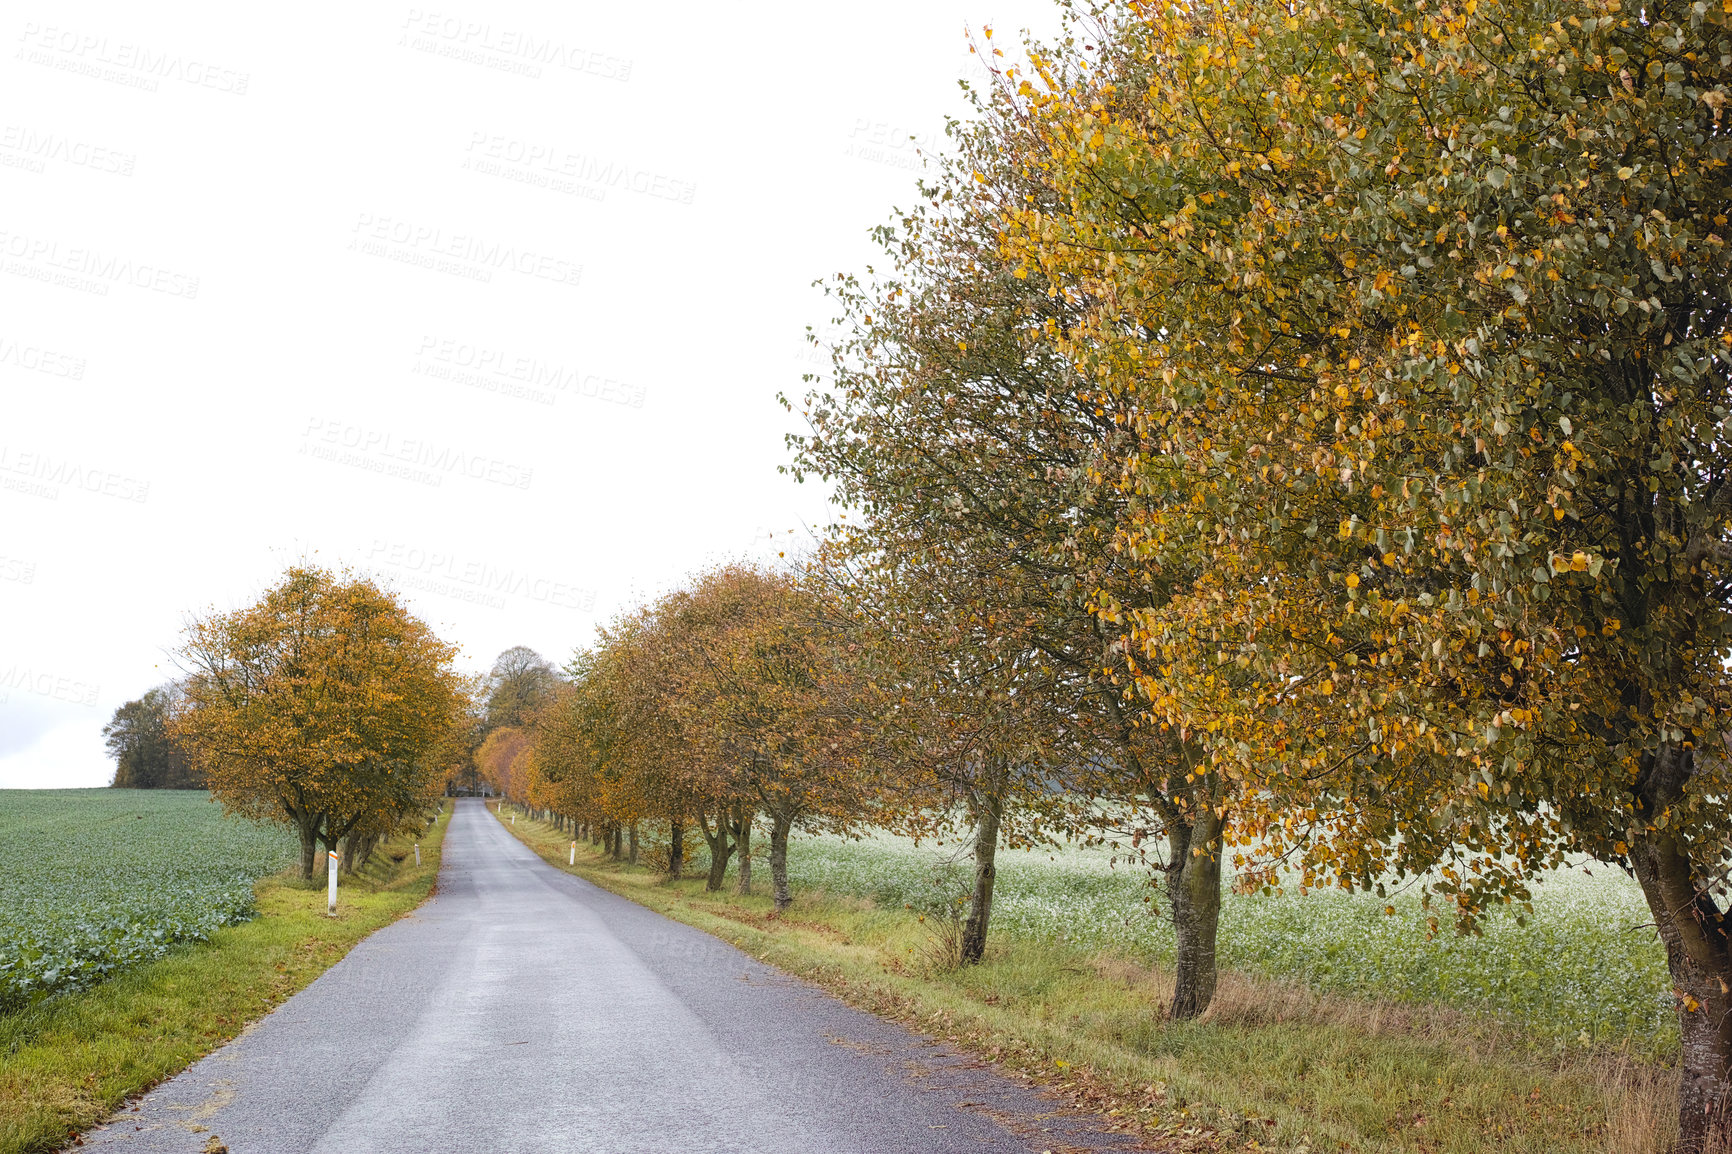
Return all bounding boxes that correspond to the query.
[82,798,1143,1153]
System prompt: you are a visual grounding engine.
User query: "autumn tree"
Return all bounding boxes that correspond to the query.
[819,543,1066,964]
[477,726,535,804]
[524,677,599,838]
[655,569,784,893]
[1002,0,1732,1139]
[436,682,488,796]
[529,655,643,859]
[453,649,559,806]
[788,94,1219,994]
[606,601,711,871]
[672,563,877,909]
[105,684,200,789]
[534,605,704,875]
[173,566,465,878]
[751,576,879,913]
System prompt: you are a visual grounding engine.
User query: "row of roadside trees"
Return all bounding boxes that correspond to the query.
[511,0,1732,1143]
[497,559,1072,967]
[521,565,879,911]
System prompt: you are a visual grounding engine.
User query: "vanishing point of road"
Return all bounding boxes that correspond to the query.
[82,798,1142,1153]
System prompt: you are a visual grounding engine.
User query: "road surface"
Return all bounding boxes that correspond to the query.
[82,798,1142,1153]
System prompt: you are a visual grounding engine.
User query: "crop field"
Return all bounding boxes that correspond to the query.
[0,789,297,1013]
[779,832,1675,1052]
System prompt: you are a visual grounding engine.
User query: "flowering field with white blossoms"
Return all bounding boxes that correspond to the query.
[780,831,1673,1051]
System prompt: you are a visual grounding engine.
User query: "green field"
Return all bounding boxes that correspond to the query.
[0,789,297,1013]
[778,833,1676,1053]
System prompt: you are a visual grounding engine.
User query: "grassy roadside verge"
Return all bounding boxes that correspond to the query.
[496,806,1675,1154]
[0,807,450,1154]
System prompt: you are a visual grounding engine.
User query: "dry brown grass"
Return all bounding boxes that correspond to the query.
[1097,953,1688,1154]
[1091,953,1507,1045]
[1594,1059,1677,1154]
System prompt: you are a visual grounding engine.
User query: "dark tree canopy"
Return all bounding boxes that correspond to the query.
[104,685,200,790]
[483,646,561,731]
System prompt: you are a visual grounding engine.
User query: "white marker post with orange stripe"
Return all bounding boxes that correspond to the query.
[327,849,339,916]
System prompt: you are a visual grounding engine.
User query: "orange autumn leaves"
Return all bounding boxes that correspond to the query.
[523,563,879,905]
[173,566,467,876]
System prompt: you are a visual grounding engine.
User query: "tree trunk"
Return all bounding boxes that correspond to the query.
[699,807,733,892]
[1630,743,1732,1153]
[628,823,639,865]
[960,768,1005,965]
[668,817,684,880]
[318,827,339,870]
[705,840,732,890]
[293,809,319,880]
[341,832,377,875]
[769,808,794,912]
[732,804,755,895]
[1166,800,1223,1020]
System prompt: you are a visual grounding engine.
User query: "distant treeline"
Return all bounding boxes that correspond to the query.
[104,684,201,790]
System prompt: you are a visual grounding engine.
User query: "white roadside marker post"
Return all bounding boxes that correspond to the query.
[569,842,576,866]
[414,843,421,866]
[327,850,339,916]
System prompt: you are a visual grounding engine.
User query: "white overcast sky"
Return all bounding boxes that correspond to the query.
[0,1,1061,788]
